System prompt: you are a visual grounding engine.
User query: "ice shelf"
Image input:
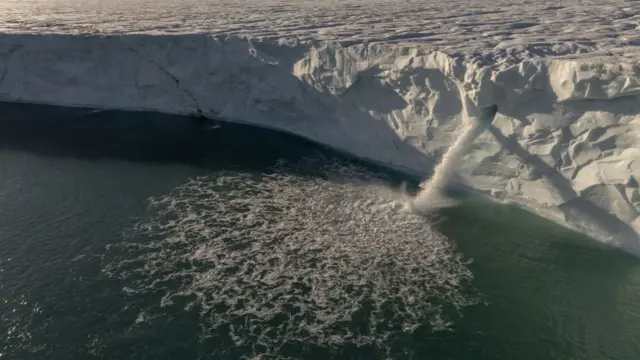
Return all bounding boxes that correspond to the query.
[1,0,638,254]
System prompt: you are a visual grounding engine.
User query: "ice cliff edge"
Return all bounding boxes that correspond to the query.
[1,34,639,254]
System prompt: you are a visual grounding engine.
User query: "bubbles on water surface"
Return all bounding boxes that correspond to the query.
[106,158,480,358]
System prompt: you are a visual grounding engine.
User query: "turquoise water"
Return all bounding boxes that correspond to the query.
[1,103,639,360]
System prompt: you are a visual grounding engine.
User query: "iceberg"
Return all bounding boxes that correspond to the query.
[0,0,638,254]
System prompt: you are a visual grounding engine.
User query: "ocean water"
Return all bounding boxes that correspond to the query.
[1,103,639,360]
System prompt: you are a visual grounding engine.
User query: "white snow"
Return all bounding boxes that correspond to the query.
[2,0,639,63]
[0,0,639,254]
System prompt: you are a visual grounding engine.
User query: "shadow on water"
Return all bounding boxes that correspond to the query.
[0,101,320,170]
[0,101,415,187]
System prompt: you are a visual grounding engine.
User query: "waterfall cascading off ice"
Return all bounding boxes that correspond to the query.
[1,30,638,254]
[411,99,499,213]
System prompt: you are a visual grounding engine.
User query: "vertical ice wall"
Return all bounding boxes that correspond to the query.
[293,43,640,254]
[0,35,638,254]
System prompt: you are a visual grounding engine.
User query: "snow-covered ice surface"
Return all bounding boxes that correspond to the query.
[1,0,639,254]
[2,0,640,63]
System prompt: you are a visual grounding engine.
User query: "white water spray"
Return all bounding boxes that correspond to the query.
[411,97,498,213]
[105,159,480,359]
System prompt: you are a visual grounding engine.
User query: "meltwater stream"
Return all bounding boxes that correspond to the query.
[412,100,498,212]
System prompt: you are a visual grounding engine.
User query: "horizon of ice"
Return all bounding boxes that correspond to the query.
[0,0,639,255]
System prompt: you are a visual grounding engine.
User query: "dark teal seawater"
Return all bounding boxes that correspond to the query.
[1,103,639,360]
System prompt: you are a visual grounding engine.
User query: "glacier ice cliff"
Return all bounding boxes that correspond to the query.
[0,34,639,254]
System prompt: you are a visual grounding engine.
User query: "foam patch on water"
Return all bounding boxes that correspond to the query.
[106,158,479,358]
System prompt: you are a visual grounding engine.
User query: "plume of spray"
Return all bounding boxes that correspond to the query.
[410,94,498,214]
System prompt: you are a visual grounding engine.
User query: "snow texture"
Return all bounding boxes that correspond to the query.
[0,0,639,254]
